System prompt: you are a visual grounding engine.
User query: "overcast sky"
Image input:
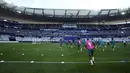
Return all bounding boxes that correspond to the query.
[4,0,130,10]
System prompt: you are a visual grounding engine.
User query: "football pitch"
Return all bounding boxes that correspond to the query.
[0,43,130,73]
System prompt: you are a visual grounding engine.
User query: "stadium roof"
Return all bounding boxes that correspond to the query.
[4,0,130,10]
[0,0,129,17]
[0,0,130,23]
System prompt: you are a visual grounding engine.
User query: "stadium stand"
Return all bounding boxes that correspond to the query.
[0,20,130,42]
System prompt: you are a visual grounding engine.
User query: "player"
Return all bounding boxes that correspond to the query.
[74,40,77,46]
[92,38,96,49]
[94,39,98,49]
[100,39,105,51]
[92,38,95,43]
[97,39,100,48]
[77,38,82,52]
[59,39,63,48]
[65,40,69,47]
[70,40,73,48]
[106,39,110,46]
[82,39,86,49]
[85,38,95,66]
[111,38,115,49]
[123,39,127,48]
[73,40,75,46]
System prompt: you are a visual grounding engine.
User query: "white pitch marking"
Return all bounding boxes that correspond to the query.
[61,61,64,64]
[103,49,104,51]
[1,61,130,64]
[78,51,79,52]
[0,60,4,63]
[30,61,34,63]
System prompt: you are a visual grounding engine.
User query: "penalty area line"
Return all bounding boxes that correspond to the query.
[0,61,130,64]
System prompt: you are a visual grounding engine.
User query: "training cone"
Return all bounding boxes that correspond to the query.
[113,49,115,51]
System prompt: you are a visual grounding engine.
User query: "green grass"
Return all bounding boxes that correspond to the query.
[0,43,130,73]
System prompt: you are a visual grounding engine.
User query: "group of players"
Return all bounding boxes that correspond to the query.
[59,38,127,66]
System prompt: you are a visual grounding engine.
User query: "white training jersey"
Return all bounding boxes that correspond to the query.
[123,40,126,43]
